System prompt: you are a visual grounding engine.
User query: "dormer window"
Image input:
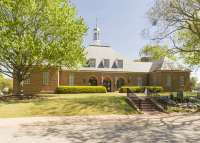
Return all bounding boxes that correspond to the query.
[118,60,123,68]
[104,59,109,68]
[90,59,96,67]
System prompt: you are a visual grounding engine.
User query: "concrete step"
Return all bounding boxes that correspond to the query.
[131,99,162,113]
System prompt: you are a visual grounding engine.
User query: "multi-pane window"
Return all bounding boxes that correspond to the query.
[153,76,156,86]
[180,76,185,86]
[137,77,142,86]
[23,73,30,85]
[167,75,171,86]
[118,60,123,68]
[104,59,109,68]
[90,59,96,67]
[94,33,97,40]
[43,72,50,85]
[69,75,74,86]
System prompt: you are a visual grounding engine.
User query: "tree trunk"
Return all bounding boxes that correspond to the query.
[16,79,25,96]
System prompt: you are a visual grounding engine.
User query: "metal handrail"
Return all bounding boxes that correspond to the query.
[127,88,142,110]
[146,88,168,110]
[146,88,161,97]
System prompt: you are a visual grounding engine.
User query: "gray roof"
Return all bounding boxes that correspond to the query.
[62,45,189,73]
[150,57,189,72]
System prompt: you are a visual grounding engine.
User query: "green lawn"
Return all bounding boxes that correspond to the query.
[0,94,137,118]
[158,92,198,97]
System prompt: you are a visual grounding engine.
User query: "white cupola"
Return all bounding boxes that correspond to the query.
[93,26,100,43]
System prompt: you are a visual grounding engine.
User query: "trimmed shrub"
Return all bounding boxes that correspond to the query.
[170,93,174,100]
[188,105,193,108]
[182,105,187,108]
[57,86,107,94]
[119,86,163,93]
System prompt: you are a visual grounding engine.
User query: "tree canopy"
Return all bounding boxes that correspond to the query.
[0,0,88,95]
[143,0,200,69]
[190,77,198,89]
[133,45,178,62]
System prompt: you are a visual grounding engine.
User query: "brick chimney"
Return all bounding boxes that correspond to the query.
[141,57,149,62]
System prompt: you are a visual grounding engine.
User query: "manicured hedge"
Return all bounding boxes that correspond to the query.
[57,86,107,94]
[119,86,163,93]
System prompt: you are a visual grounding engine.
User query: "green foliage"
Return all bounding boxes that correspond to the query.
[119,86,163,93]
[57,86,107,94]
[0,73,3,78]
[175,29,200,69]
[0,0,88,94]
[190,77,198,89]
[134,45,178,62]
[188,105,193,108]
[144,0,200,69]
[170,93,174,100]
[182,105,187,108]
[174,97,182,103]
[0,77,13,92]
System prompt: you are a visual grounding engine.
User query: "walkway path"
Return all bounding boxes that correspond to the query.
[1,113,200,142]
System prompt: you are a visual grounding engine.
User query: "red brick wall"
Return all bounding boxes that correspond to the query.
[13,68,59,94]
[59,71,148,92]
[13,69,190,94]
[148,71,190,92]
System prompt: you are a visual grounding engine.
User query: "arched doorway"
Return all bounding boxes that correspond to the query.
[89,77,97,86]
[117,77,125,89]
[103,77,111,92]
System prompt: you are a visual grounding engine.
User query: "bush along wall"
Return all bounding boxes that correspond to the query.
[119,86,163,93]
[57,86,107,94]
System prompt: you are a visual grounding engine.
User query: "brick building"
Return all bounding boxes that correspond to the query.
[13,26,190,94]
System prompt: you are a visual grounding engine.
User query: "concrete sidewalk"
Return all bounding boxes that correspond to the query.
[1,113,200,142]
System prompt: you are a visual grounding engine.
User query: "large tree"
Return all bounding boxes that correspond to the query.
[133,45,178,62]
[143,0,200,69]
[0,0,88,95]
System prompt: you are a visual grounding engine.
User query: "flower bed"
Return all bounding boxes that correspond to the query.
[161,96,200,109]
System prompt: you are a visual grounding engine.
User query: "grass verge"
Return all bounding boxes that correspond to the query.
[0,93,137,118]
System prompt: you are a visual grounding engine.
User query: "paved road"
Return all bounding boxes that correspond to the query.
[0,113,200,142]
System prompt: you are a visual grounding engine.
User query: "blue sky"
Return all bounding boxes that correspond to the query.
[71,0,200,82]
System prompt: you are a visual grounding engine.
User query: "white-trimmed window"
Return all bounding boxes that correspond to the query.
[43,72,50,85]
[69,75,74,86]
[90,59,96,67]
[137,77,142,86]
[23,73,30,85]
[153,76,156,86]
[180,76,185,86]
[167,75,171,86]
[118,60,123,68]
[104,59,109,68]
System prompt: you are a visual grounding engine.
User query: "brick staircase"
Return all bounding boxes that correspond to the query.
[133,98,161,112]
